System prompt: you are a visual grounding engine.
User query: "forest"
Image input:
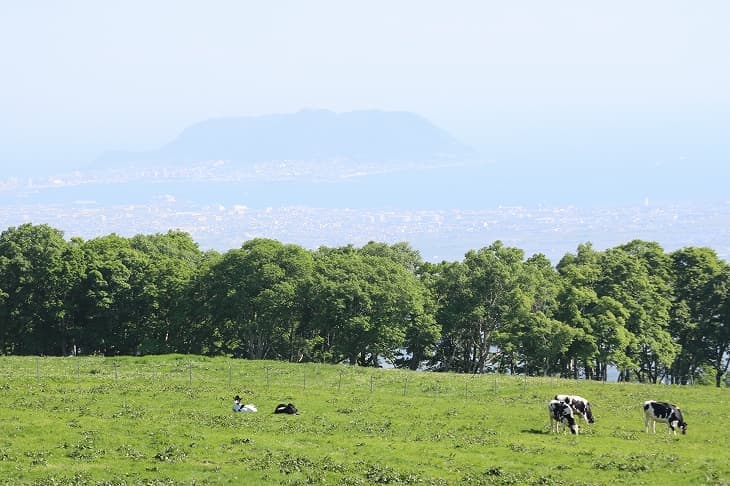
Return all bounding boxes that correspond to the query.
[0,223,728,387]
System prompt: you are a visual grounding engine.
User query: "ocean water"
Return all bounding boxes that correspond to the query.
[6,162,718,209]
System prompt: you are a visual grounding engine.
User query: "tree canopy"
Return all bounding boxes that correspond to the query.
[1,223,727,386]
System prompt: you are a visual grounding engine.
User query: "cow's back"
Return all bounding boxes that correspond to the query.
[556,394,594,423]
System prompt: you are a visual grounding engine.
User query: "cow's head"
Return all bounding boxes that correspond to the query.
[677,417,687,435]
[585,403,595,423]
[674,408,687,435]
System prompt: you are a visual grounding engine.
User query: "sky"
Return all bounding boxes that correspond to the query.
[1,1,728,174]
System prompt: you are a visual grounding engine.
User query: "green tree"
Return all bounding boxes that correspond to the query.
[360,241,439,369]
[200,239,313,359]
[305,245,429,366]
[704,265,730,387]
[670,246,728,385]
[557,243,637,380]
[77,234,156,355]
[510,253,576,376]
[589,295,633,380]
[434,241,527,374]
[0,224,83,355]
[175,250,222,354]
[601,241,675,383]
[128,231,204,354]
[428,259,469,371]
[399,260,441,370]
[360,241,424,274]
[556,243,602,377]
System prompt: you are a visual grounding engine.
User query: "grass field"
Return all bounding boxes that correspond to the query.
[0,355,727,485]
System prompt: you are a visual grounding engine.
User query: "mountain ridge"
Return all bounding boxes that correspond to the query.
[95,109,477,168]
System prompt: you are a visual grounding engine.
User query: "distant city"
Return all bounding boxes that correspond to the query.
[3,110,729,264]
[3,186,728,264]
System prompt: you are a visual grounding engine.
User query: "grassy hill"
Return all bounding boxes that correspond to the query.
[0,355,727,484]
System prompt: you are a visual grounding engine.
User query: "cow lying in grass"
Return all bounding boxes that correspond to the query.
[644,400,687,435]
[232,395,257,413]
[554,394,595,424]
[274,403,299,415]
[549,399,578,434]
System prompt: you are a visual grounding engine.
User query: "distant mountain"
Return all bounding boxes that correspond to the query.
[95,109,476,167]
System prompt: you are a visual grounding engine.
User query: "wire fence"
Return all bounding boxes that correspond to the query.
[0,355,609,404]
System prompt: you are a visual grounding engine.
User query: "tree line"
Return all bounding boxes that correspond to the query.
[1,223,728,387]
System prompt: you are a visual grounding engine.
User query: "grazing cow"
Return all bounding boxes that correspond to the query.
[549,399,578,434]
[643,400,687,435]
[274,403,299,415]
[554,394,595,424]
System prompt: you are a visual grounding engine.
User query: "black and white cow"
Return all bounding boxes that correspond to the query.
[643,400,687,435]
[274,403,299,415]
[549,399,578,434]
[554,394,595,424]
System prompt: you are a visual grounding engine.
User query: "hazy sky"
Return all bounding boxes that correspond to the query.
[2,1,728,171]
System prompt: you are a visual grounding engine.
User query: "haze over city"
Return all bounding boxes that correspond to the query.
[2,1,729,263]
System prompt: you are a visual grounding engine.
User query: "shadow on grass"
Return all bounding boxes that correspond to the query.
[521,428,547,435]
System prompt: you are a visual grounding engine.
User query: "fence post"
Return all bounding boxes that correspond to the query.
[114,361,118,382]
[189,362,193,386]
[36,357,40,381]
[76,359,80,383]
[303,369,306,390]
[338,370,343,392]
[266,367,270,389]
[403,377,408,396]
[370,375,374,393]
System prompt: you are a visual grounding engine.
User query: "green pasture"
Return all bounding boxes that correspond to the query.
[0,355,727,485]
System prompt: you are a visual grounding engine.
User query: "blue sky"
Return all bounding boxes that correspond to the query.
[1,1,728,173]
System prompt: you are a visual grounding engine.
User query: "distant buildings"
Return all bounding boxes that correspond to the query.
[2,197,729,264]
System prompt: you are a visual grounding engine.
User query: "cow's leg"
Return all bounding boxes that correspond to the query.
[645,416,656,434]
[562,418,573,434]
